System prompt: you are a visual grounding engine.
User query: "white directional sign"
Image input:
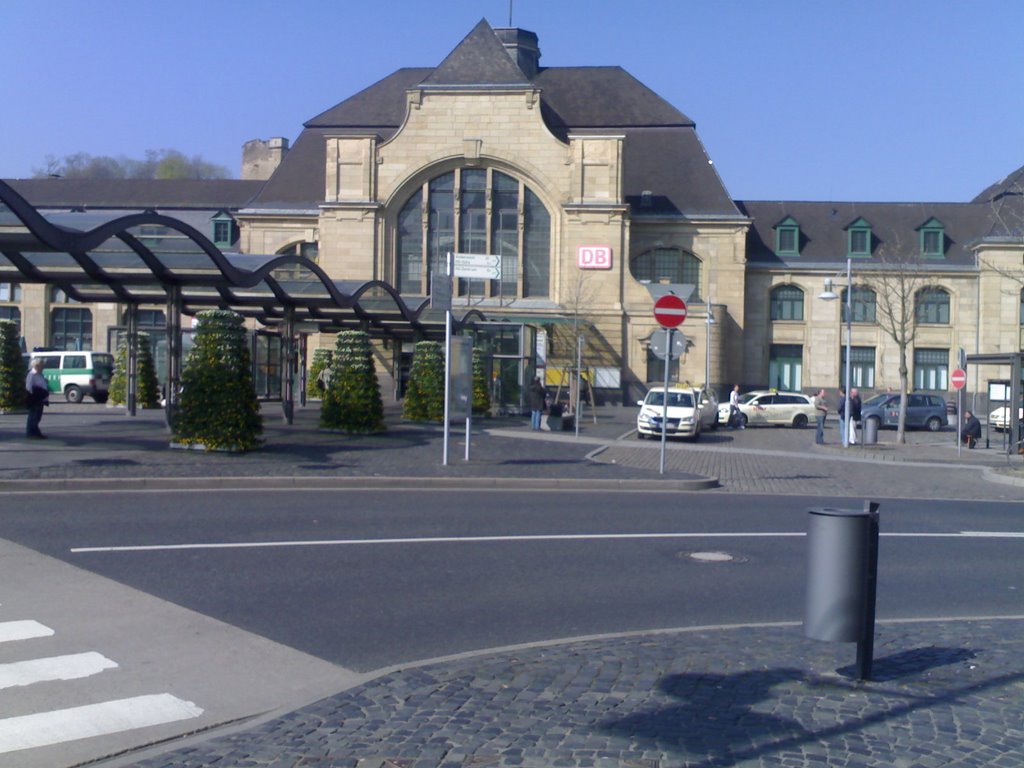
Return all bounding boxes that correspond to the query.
[453,252,501,279]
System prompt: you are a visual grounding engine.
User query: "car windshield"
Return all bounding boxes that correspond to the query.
[738,393,759,405]
[646,391,693,408]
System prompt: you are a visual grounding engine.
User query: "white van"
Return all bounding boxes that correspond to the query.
[24,351,113,404]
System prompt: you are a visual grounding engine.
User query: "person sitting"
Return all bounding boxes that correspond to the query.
[962,410,981,449]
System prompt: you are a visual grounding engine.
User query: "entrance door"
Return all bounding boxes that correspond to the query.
[769,344,802,391]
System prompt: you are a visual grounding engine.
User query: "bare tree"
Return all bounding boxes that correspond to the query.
[869,241,928,443]
[33,149,231,180]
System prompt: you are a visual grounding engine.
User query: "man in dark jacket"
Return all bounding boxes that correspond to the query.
[25,358,50,439]
[962,410,981,449]
[848,388,862,445]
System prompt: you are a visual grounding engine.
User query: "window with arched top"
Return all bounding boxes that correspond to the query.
[770,285,804,321]
[1020,288,1024,326]
[841,286,877,323]
[630,248,701,300]
[394,168,550,299]
[915,286,950,325]
[271,241,320,282]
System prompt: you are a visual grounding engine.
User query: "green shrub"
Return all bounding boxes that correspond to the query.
[109,332,161,408]
[308,347,333,399]
[472,346,490,415]
[320,330,385,433]
[0,320,26,413]
[403,340,445,422]
[171,310,262,451]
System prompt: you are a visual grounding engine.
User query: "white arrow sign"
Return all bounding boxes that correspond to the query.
[453,253,501,279]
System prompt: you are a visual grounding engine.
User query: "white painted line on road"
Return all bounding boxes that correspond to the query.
[0,652,118,690]
[0,621,54,644]
[0,693,203,754]
[69,530,1024,554]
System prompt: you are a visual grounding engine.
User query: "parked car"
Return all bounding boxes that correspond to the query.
[716,390,817,428]
[636,385,718,440]
[988,405,1024,431]
[22,350,113,404]
[860,392,946,431]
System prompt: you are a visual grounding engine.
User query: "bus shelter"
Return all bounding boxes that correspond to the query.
[0,179,483,426]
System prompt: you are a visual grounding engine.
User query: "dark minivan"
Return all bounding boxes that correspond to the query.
[859,392,946,431]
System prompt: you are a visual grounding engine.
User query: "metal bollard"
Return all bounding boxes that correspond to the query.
[804,502,881,680]
[863,418,878,445]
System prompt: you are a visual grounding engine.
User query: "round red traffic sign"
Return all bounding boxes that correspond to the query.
[950,368,967,390]
[653,294,688,328]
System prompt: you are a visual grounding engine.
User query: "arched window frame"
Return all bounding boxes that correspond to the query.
[629,247,702,301]
[841,285,877,323]
[915,286,951,325]
[393,167,551,299]
[769,284,804,321]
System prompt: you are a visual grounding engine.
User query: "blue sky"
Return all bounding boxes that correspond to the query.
[3,0,1022,202]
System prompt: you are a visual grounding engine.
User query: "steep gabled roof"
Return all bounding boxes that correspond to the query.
[419,18,531,87]
[5,178,263,210]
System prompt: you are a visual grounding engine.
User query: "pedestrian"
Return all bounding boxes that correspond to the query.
[813,388,828,444]
[848,388,862,445]
[527,376,547,430]
[962,410,981,449]
[837,387,846,442]
[729,384,743,429]
[25,357,50,439]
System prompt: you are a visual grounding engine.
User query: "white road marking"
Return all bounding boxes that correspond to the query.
[0,652,118,690]
[0,621,54,643]
[69,530,1024,554]
[0,693,203,754]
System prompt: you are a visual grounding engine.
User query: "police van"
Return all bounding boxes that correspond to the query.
[24,350,114,404]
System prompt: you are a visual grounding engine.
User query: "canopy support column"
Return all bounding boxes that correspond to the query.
[165,286,182,431]
[299,332,308,408]
[282,306,295,424]
[125,304,138,417]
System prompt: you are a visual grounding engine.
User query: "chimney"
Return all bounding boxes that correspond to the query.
[241,137,289,180]
[493,28,541,79]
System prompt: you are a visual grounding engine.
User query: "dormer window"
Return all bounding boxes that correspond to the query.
[918,218,945,258]
[774,216,800,256]
[212,212,234,249]
[846,218,872,258]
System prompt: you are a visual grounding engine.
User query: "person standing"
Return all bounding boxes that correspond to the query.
[848,388,862,445]
[837,387,846,443]
[813,388,828,445]
[729,384,743,429]
[527,376,547,431]
[25,358,50,439]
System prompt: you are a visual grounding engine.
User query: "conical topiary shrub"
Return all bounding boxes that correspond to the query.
[109,332,161,408]
[0,320,26,413]
[171,310,262,451]
[403,340,445,422]
[319,330,385,433]
[307,347,333,400]
[472,346,490,416]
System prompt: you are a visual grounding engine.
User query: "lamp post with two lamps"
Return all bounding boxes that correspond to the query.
[818,258,852,448]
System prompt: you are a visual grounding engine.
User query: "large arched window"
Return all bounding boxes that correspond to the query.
[271,241,319,282]
[915,286,950,325]
[841,286,877,323]
[630,248,702,300]
[394,168,550,299]
[770,285,804,321]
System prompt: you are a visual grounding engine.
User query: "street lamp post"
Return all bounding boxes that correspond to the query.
[819,258,852,448]
[705,283,714,392]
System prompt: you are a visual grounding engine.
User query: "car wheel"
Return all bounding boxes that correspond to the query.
[792,414,808,429]
[65,385,84,404]
[926,416,942,432]
[739,413,748,427]
[93,393,108,404]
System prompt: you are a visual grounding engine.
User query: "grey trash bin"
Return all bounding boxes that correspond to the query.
[804,502,880,679]
[863,418,878,445]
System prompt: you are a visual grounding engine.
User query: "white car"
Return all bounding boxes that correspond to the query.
[988,405,1023,431]
[636,385,718,440]
[717,390,817,428]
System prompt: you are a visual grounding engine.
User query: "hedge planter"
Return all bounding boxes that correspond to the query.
[171,310,262,452]
[403,340,445,422]
[0,320,26,414]
[320,330,385,434]
[109,331,162,408]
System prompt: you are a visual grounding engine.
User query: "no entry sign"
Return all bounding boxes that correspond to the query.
[653,294,687,328]
[951,368,967,390]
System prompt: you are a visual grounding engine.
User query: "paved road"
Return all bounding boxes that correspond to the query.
[0,402,1021,767]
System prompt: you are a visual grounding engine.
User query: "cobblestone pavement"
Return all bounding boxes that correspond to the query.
[3,403,1024,767]
[129,619,1024,768]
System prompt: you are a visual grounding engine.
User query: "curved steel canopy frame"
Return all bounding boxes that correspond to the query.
[0,179,487,423]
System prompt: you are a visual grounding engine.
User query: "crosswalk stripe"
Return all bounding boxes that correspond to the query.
[0,621,54,643]
[0,652,118,690]
[0,693,204,753]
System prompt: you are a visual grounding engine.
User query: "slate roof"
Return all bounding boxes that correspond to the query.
[737,200,994,269]
[248,20,739,219]
[4,178,263,210]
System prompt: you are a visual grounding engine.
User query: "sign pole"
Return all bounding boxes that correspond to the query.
[660,327,671,475]
[442,252,452,466]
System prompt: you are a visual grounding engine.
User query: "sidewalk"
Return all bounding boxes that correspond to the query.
[2,403,1023,767]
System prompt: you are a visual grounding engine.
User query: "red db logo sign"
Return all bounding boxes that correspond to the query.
[577,246,612,269]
